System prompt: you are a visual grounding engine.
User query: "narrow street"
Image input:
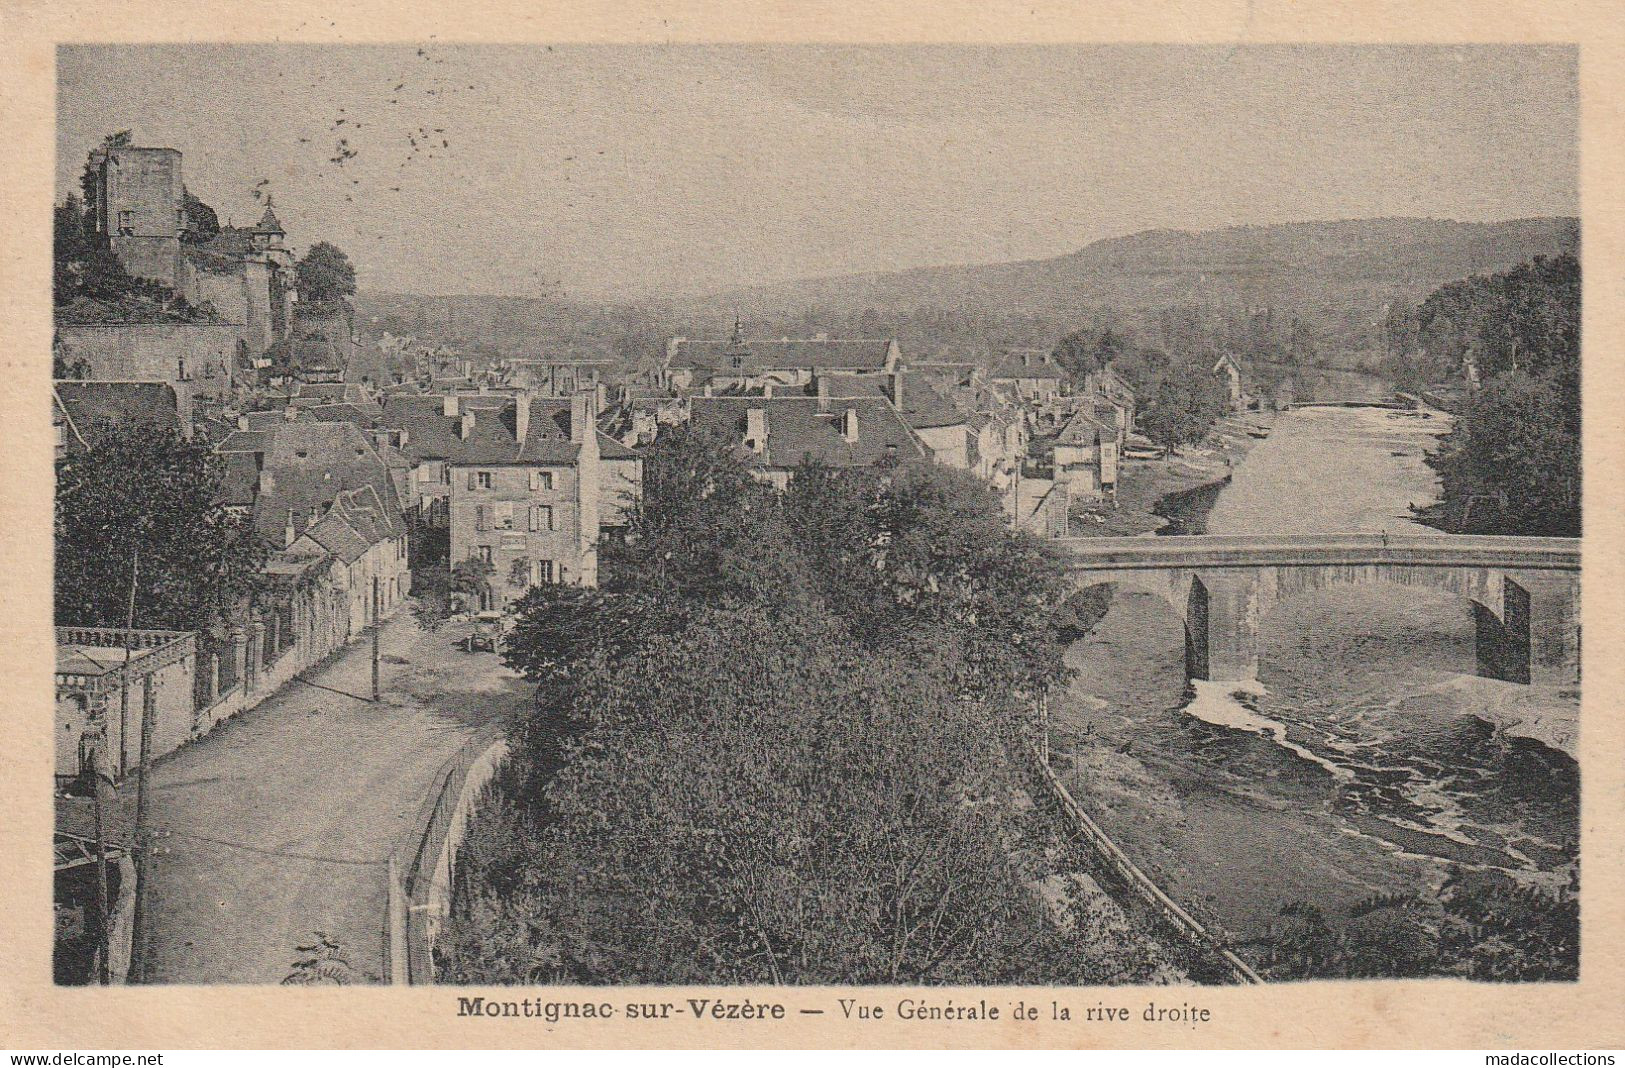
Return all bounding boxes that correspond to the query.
[63,609,530,984]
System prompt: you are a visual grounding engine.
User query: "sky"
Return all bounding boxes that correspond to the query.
[57,44,1578,302]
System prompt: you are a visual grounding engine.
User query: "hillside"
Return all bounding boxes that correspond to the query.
[694,217,1578,319]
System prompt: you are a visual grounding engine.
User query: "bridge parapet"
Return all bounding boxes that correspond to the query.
[1059,533,1579,572]
[1060,533,1579,687]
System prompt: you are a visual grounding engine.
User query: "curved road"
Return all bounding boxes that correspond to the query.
[64,611,528,984]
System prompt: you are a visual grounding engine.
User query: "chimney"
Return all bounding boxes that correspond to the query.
[514,391,531,445]
[762,382,774,399]
[816,375,830,406]
[459,411,476,440]
[746,408,767,454]
[237,413,249,431]
[842,407,859,444]
[570,389,593,444]
[890,372,904,410]
[259,468,276,495]
[282,405,298,422]
[284,509,296,549]
[442,394,459,418]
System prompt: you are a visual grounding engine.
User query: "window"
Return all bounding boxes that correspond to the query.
[117,210,134,235]
[529,505,554,532]
[477,471,494,490]
[530,470,553,492]
[494,502,514,530]
[476,545,493,565]
[535,559,553,584]
[474,505,487,531]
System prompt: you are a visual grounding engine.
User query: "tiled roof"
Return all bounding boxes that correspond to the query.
[301,509,371,564]
[1057,409,1115,445]
[688,396,927,471]
[53,381,182,451]
[671,338,896,373]
[814,372,969,430]
[378,394,584,466]
[990,351,1063,380]
[217,421,406,541]
[293,382,371,405]
[596,431,640,460]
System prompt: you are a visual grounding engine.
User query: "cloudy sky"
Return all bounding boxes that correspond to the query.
[57,44,1577,302]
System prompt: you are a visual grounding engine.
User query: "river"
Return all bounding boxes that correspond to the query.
[1055,405,1579,967]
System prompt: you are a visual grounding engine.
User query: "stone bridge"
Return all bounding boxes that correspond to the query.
[1060,534,1580,686]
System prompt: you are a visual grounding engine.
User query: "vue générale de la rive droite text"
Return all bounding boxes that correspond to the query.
[454,997,1213,1027]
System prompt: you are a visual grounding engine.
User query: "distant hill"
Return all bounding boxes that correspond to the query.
[694,217,1579,319]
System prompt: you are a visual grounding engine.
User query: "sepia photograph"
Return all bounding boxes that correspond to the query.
[41,40,1584,994]
[4,3,1617,1049]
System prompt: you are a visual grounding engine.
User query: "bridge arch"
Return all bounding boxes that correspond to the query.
[1063,535,1579,688]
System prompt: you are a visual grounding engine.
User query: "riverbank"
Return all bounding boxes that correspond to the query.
[1069,413,1271,537]
[1055,405,1578,979]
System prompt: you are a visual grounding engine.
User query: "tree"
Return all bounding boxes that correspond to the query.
[55,426,269,631]
[785,460,1074,703]
[1412,255,1580,536]
[447,606,1092,985]
[181,188,220,245]
[440,433,1118,985]
[1135,357,1229,452]
[296,241,357,306]
[1051,327,1125,386]
[600,423,817,614]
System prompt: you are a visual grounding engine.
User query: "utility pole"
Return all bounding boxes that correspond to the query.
[88,743,111,986]
[1039,690,1051,767]
[371,574,381,702]
[118,547,138,776]
[128,670,157,981]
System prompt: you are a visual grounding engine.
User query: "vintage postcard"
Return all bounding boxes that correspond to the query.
[2,0,1622,1052]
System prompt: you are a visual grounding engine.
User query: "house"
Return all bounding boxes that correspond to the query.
[815,371,972,469]
[990,349,1067,403]
[214,420,412,625]
[53,380,187,461]
[288,485,411,634]
[665,324,901,394]
[596,433,643,530]
[1080,363,1138,438]
[1008,477,1071,539]
[967,406,1028,502]
[1212,353,1245,411]
[605,386,691,448]
[378,392,515,529]
[444,391,604,609]
[500,357,617,402]
[685,394,928,491]
[1051,408,1120,500]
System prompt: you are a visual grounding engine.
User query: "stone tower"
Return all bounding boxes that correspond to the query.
[85,143,186,289]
